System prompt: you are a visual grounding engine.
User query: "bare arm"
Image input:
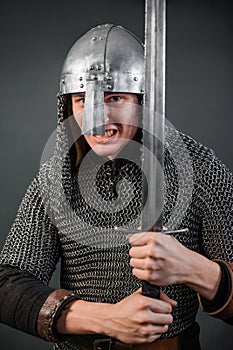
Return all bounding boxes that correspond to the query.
[55,289,177,344]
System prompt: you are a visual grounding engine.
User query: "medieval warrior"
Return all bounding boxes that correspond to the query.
[0,22,232,350]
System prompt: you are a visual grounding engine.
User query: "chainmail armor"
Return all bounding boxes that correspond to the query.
[0,95,232,350]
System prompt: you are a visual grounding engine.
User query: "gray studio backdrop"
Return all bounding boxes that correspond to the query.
[0,0,232,349]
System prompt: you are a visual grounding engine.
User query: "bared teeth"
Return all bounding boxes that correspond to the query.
[95,130,115,138]
[106,130,114,137]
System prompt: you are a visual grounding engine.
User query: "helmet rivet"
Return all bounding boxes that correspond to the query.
[61,79,65,84]
[107,76,112,81]
[99,36,104,40]
[92,37,97,41]
[90,66,94,71]
[134,77,138,81]
[107,85,112,89]
[79,77,83,81]
[97,65,102,70]
[80,84,84,88]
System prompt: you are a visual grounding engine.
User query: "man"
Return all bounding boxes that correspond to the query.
[0,24,232,350]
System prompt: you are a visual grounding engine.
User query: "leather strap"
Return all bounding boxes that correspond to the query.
[72,335,179,350]
[211,260,233,319]
[198,259,233,320]
[37,289,79,341]
[115,337,179,350]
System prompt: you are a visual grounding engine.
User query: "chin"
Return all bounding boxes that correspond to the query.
[91,145,120,159]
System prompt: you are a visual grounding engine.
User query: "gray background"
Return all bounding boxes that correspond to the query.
[0,0,232,349]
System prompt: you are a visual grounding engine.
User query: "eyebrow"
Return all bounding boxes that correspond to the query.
[72,93,85,97]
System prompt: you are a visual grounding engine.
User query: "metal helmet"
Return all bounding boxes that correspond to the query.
[59,24,144,135]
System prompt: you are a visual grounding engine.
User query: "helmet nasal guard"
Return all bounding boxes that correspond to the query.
[59,24,144,135]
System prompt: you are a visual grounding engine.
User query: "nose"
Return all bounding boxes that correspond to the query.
[104,103,111,124]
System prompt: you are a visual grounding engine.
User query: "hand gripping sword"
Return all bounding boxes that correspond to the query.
[141,0,166,299]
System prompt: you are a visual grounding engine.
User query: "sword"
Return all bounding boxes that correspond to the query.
[141,0,166,299]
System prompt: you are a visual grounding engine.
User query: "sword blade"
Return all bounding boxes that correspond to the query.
[141,0,166,298]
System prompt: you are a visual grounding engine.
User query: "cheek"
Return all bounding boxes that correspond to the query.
[111,105,139,127]
[128,126,138,138]
[73,110,84,128]
[84,135,94,148]
[125,104,139,125]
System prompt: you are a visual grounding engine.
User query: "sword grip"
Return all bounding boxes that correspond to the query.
[142,281,160,299]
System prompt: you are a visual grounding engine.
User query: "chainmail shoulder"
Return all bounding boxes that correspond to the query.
[0,159,60,284]
[175,131,232,261]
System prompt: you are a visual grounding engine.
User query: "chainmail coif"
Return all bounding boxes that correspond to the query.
[0,95,232,350]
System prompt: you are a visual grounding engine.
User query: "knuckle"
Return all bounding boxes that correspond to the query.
[154,233,163,247]
[145,270,153,282]
[139,298,149,310]
[150,232,159,241]
[146,270,158,284]
[147,246,156,258]
[138,315,148,324]
[140,327,151,337]
[144,257,153,269]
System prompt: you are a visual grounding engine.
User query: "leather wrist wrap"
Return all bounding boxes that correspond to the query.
[198,259,233,321]
[37,289,79,342]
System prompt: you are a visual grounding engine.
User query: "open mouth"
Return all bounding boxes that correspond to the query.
[94,129,117,139]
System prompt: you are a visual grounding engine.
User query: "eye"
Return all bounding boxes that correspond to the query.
[108,95,122,103]
[76,97,85,104]
[73,96,85,106]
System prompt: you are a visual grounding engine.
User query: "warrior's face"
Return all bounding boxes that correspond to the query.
[72,92,139,160]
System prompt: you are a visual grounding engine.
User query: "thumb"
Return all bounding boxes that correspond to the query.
[133,287,142,295]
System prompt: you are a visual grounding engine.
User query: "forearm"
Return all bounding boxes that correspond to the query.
[181,251,233,324]
[0,264,82,341]
[182,249,221,300]
[56,299,112,336]
[56,289,176,344]
[198,259,233,324]
[0,265,55,337]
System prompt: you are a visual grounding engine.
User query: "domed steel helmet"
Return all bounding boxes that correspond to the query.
[59,24,144,135]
